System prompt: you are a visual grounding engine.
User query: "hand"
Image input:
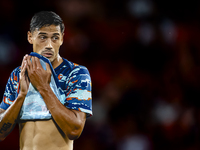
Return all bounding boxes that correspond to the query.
[26,56,51,90]
[19,54,30,96]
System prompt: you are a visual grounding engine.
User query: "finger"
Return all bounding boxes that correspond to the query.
[26,55,32,72]
[20,55,28,76]
[25,73,30,84]
[46,63,51,74]
[20,61,27,79]
[35,57,42,69]
[20,61,26,75]
[21,60,25,71]
[21,54,28,69]
[32,56,36,70]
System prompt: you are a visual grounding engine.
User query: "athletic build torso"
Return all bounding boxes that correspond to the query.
[0,57,92,150]
[19,120,73,150]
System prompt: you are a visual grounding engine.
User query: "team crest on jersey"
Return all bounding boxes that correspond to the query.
[58,74,67,82]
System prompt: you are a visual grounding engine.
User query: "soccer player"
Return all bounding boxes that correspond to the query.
[0,11,92,150]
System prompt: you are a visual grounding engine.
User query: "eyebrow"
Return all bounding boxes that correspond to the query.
[38,32,60,36]
[53,33,60,36]
[38,32,47,35]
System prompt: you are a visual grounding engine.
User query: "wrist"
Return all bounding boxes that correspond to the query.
[18,93,27,99]
[37,84,51,95]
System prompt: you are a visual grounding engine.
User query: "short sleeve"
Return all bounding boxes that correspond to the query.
[64,65,92,118]
[0,67,20,110]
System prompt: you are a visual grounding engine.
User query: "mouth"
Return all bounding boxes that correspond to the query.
[41,51,54,58]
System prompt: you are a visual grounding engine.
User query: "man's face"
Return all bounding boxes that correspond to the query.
[28,25,63,63]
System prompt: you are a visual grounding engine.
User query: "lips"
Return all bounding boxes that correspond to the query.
[41,51,54,58]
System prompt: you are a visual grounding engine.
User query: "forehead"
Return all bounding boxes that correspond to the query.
[34,25,61,35]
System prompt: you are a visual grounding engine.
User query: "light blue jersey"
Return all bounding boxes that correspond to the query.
[0,53,92,119]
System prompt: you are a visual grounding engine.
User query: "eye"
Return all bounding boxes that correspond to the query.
[40,35,46,40]
[52,36,59,40]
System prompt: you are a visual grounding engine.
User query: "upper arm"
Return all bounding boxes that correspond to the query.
[67,109,86,140]
[64,66,92,118]
[0,67,20,110]
[71,109,86,123]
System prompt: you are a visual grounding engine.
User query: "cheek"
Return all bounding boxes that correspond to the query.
[33,41,45,53]
[53,43,61,53]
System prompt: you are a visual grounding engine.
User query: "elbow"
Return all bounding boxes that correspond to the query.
[67,129,82,140]
[66,122,84,140]
[66,118,85,140]
[62,111,86,140]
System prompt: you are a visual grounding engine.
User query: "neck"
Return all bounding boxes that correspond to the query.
[51,54,63,69]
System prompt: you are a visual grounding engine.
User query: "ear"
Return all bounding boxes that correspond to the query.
[27,31,33,44]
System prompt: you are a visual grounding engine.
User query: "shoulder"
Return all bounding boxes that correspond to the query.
[10,66,21,77]
[13,66,21,73]
[11,66,21,73]
[62,58,90,76]
[6,66,21,87]
[8,66,21,78]
[4,66,21,93]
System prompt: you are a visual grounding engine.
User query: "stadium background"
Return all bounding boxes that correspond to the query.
[1,0,200,149]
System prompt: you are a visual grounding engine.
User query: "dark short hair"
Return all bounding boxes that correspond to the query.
[30,11,65,33]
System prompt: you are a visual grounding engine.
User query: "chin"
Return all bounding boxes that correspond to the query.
[49,57,55,63]
[48,58,53,62]
[43,55,53,62]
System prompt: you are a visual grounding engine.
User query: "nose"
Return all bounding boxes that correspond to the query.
[45,38,53,50]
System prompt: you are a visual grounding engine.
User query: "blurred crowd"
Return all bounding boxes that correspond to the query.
[1,0,200,149]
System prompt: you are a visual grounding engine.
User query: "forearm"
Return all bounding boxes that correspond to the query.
[38,85,86,140]
[0,94,26,141]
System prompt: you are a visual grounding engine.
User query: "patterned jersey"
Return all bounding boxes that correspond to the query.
[0,58,92,118]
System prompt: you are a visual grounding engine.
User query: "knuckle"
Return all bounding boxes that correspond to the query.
[30,70,34,75]
[31,69,35,73]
